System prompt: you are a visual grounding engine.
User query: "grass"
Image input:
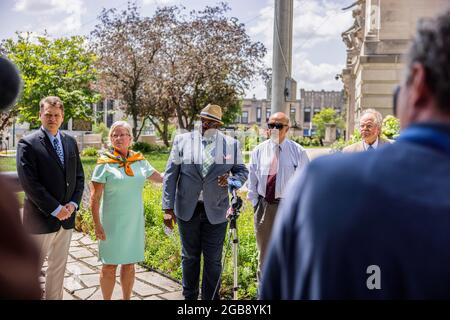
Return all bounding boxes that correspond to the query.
[0,156,17,172]
[0,151,169,174]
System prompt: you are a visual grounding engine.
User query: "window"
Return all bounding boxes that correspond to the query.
[256,107,262,123]
[241,111,249,124]
[290,105,296,125]
[266,110,271,122]
[304,108,311,123]
[107,113,114,127]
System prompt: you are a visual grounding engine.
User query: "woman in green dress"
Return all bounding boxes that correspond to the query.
[90,121,163,300]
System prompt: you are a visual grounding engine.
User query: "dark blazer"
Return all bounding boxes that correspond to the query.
[17,128,84,234]
[260,126,450,299]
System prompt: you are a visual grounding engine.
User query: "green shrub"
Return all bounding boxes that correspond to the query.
[132,141,169,153]
[382,115,400,140]
[75,182,259,299]
[81,147,99,157]
[92,122,109,144]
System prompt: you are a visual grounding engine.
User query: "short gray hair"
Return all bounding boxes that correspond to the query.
[405,9,450,114]
[360,108,383,129]
[108,121,133,145]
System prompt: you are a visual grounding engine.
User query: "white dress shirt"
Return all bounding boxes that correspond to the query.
[363,137,379,150]
[247,138,310,207]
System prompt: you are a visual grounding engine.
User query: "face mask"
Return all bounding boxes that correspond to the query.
[269,130,281,144]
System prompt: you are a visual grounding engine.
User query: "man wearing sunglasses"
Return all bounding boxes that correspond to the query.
[261,9,450,299]
[247,112,309,283]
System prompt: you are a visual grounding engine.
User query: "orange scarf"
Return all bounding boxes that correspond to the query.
[97,148,145,176]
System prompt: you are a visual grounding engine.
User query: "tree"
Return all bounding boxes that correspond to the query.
[1,33,100,128]
[166,3,267,130]
[312,107,345,141]
[91,3,175,141]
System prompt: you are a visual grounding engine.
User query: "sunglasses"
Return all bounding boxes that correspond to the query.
[393,85,400,117]
[267,123,288,130]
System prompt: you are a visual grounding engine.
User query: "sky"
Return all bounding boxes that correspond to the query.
[0,0,354,99]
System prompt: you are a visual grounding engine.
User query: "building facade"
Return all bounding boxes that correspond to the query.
[237,89,344,137]
[341,0,450,139]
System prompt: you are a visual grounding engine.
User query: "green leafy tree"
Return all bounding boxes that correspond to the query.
[312,107,345,140]
[382,115,400,140]
[1,33,100,128]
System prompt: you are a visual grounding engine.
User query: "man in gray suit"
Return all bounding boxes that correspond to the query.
[163,104,248,300]
[261,9,450,299]
[343,108,391,153]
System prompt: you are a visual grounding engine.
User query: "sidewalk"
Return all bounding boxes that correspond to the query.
[40,231,183,300]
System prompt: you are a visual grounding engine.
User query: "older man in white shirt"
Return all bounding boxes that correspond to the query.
[247,112,309,281]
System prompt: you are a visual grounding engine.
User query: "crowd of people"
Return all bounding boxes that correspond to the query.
[1,8,450,300]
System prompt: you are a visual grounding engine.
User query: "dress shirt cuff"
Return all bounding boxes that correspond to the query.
[50,204,63,217]
[69,201,79,211]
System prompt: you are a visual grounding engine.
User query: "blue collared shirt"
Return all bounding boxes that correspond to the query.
[41,126,78,217]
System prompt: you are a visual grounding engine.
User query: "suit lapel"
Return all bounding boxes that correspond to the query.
[39,128,65,172]
[61,132,69,177]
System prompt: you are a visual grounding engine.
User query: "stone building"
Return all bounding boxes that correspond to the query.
[238,89,344,137]
[340,0,450,139]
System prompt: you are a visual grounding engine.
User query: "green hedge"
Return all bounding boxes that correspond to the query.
[76,182,258,299]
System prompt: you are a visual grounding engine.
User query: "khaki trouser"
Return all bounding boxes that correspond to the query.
[254,197,279,282]
[31,228,72,300]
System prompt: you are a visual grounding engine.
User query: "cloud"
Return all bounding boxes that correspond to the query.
[246,0,352,97]
[13,0,86,34]
[295,58,345,91]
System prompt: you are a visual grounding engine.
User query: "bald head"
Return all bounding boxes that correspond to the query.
[269,112,290,125]
[267,112,290,144]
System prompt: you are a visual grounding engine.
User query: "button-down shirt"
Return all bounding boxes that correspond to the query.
[41,126,78,217]
[363,137,379,150]
[247,138,310,207]
[198,132,218,201]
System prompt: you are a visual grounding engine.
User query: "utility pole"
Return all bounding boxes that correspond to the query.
[271,0,294,114]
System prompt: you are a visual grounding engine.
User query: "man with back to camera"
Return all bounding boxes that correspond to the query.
[260,9,450,299]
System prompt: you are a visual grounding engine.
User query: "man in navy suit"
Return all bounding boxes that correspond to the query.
[260,9,450,299]
[17,96,84,299]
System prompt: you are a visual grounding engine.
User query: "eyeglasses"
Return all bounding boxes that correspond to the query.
[112,133,130,139]
[267,123,288,130]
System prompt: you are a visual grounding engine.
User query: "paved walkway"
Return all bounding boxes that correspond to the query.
[40,231,183,300]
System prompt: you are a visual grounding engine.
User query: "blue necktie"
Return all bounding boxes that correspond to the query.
[367,145,374,151]
[53,138,64,167]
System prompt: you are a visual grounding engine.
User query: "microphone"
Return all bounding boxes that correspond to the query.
[227,177,242,192]
[0,56,21,111]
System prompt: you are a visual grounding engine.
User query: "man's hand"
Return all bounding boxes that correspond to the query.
[56,207,71,221]
[164,209,177,230]
[218,173,229,187]
[95,224,106,241]
[64,203,76,215]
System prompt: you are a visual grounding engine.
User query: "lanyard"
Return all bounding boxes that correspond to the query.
[396,125,450,156]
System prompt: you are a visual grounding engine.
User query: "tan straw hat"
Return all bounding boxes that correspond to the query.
[199,104,223,125]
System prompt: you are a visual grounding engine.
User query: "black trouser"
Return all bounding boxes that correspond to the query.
[177,202,228,300]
